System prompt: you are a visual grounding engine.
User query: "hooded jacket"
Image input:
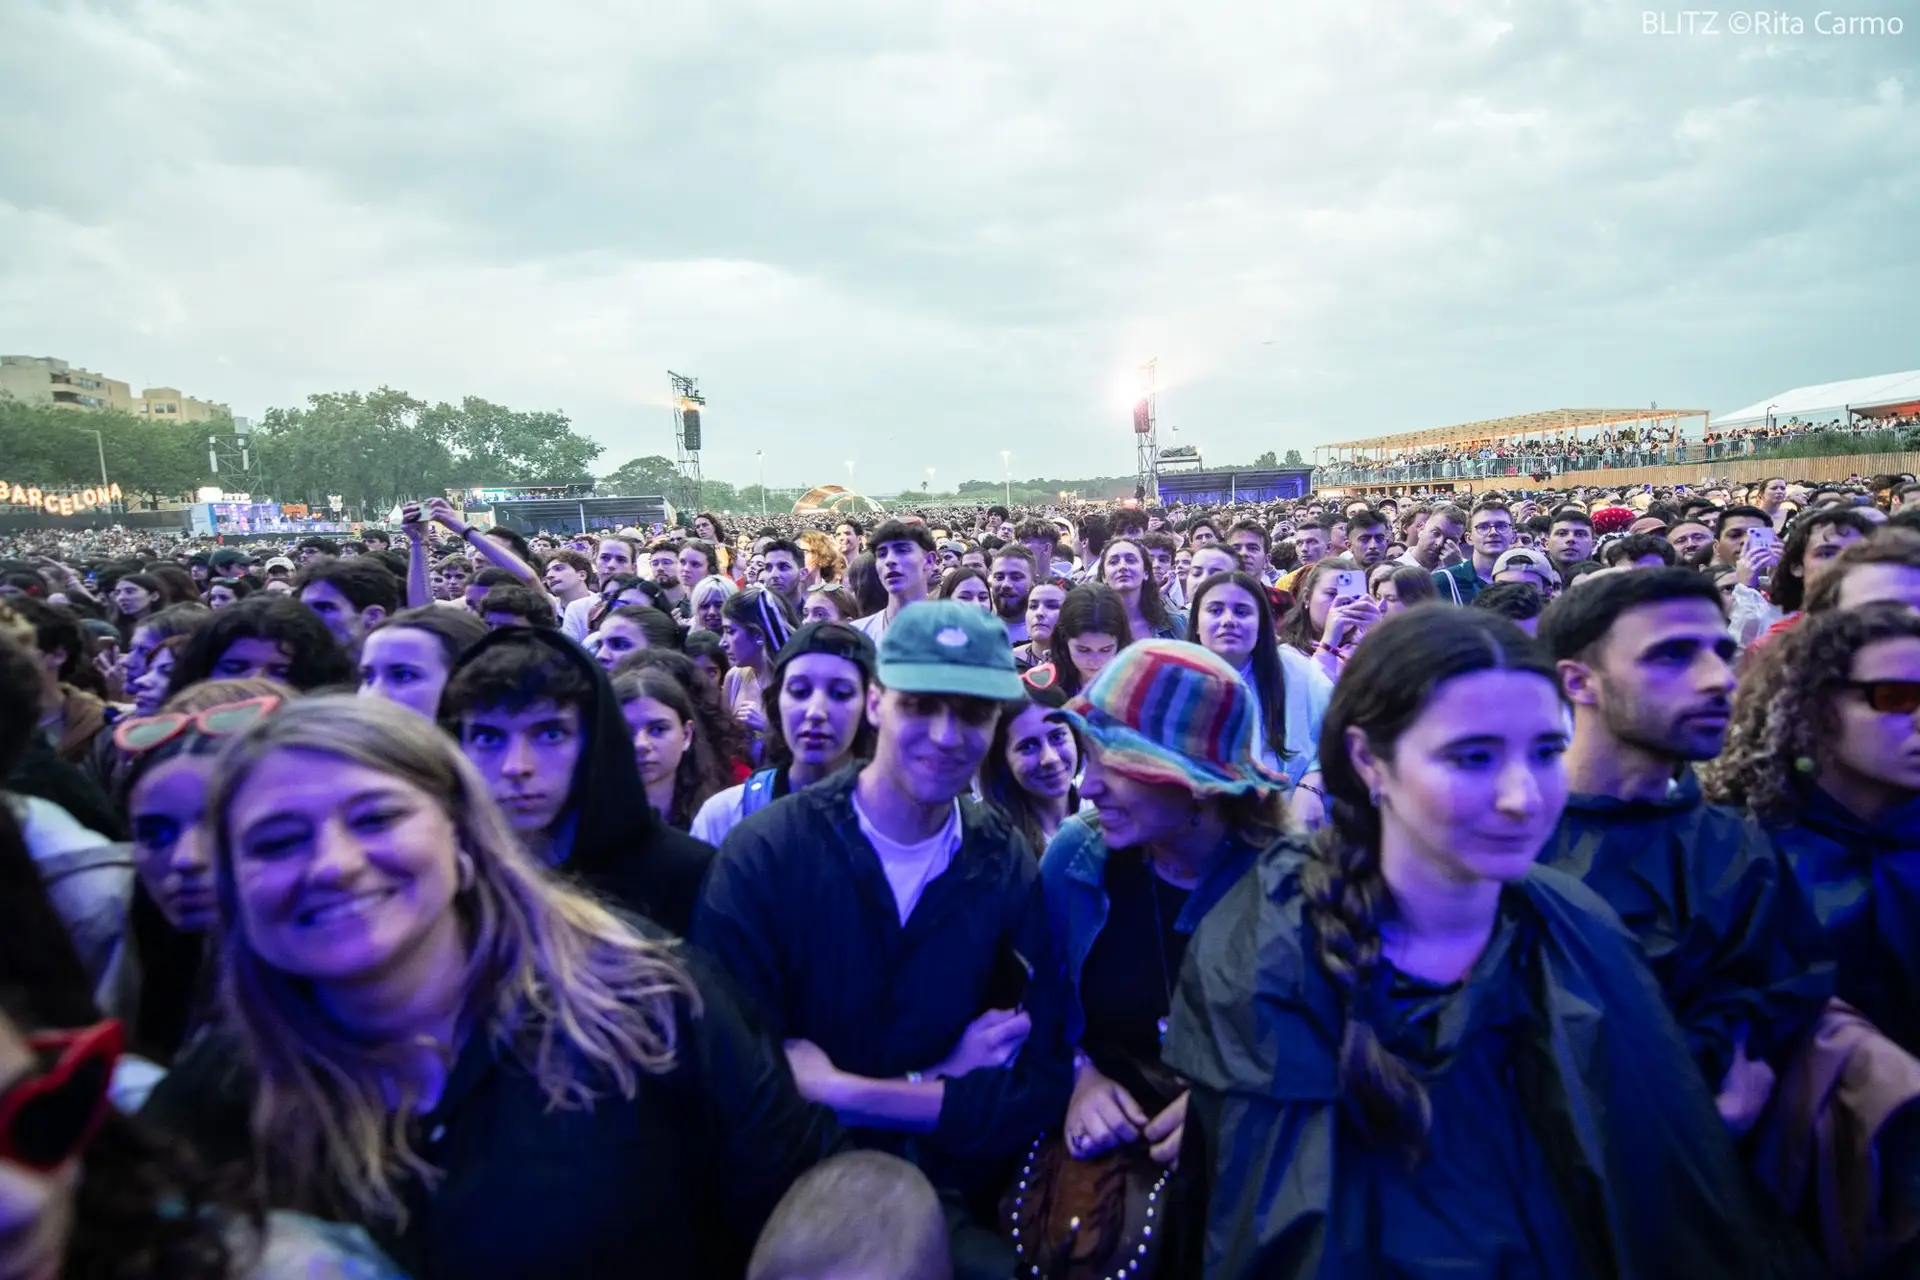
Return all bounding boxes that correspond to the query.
[443,629,713,935]
[1766,785,1920,1057]
[1539,772,1834,1083]
[1164,839,1798,1279]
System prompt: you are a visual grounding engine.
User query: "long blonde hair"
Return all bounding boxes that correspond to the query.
[207,694,701,1221]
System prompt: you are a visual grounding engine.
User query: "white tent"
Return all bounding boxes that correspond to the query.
[1714,370,1920,428]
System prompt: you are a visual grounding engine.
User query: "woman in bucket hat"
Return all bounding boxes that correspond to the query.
[1039,639,1289,1179]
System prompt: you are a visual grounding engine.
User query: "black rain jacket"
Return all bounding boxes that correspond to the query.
[1163,838,1799,1279]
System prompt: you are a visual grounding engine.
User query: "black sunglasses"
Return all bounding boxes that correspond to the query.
[1841,680,1920,715]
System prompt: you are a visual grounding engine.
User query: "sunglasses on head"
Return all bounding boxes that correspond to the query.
[0,1019,123,1171]
[112,694,282,754]
[1841,680,1920,716]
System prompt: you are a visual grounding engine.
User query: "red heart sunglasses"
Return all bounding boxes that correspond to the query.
[0,1019,124,1171]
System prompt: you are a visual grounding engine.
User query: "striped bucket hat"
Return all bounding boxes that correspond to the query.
[1059,640,1285,796]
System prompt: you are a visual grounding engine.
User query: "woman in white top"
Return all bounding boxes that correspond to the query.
[1189,569,1333,830]
[691,622,876,847]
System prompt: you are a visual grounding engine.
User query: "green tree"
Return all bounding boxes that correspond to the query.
[1284,449,1303,465]
[600,454,682,496]
[1253,450,1278,468]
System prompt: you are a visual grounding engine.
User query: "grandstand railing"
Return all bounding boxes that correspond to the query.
[1313,430,1915,485]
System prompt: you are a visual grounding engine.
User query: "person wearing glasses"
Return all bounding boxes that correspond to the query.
[1433,498,1516,606]
[1707,602,1920,1057]
[103,681,290,1064]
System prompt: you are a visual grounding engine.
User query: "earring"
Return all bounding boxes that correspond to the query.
[457,852,476,892]
[1368,786,1382,808]
[1794,756,1817,774]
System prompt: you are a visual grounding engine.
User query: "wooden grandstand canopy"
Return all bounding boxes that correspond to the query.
[1320,407,1710,454]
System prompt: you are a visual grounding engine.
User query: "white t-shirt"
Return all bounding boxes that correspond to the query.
[851,609,893,643]
[852,792,961,924]
[561,595,597,640]
[691,783,747,847]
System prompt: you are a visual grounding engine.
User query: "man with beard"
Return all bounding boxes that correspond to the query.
[986,545,1033,643]
[763,538,810,618]
[1344,507,1391,569]
[1537,569,1833,1139]
[647,539,690,619]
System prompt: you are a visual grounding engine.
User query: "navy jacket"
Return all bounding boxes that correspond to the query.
[1539,776,1834,1083]
[693,766,1073,1202]
[1767,785,1920,1057]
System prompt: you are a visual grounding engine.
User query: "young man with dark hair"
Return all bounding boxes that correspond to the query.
[1601,534,1678,568]
[480,583,560,630]
[295,536,339,567]
[853,520,937,643]
[1712,505,1774,568]
[835,519,866,562]
[294,556,400,652]
[1433,499,1514,606]
[1073,512,1110,581]
[543,547,598,613]
[1226,520,1275,585]
[464,566,523,615]
[1275,517,1333,594]
[1667,519,1716,565]
[561,534,643,638]
[763,539,809,617]
[695,602,1070,1279]
[645,539,689,619]
[1471,581,1545,635]
[367,531,396,553]
[1012,520,1058,578]
[1536,569,1833,1137]
[440,628,712,933]
[986,545,1033,642]
[1344,507,1391,569]
[1546,508,1596,576]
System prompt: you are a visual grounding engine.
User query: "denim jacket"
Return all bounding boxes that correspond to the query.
[1039,814,1259,1047]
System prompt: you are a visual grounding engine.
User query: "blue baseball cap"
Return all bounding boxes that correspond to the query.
[878,601,1023,701]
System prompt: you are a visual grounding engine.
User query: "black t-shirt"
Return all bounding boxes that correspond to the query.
[1078,852,1192,1113]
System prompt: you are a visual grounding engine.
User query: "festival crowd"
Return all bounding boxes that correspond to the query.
[6,467,1920,1278]
[1320,414,1920,484]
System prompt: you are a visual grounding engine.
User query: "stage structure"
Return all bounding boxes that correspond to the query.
[792,484,885,517]
[669,371,704,514]
[1132,360,1158,502]
[1158,466,1314,506]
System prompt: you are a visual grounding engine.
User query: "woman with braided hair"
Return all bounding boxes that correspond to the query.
[1161,607,1783,1278]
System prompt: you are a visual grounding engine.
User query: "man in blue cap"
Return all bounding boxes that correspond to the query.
[695,600,1071,1280]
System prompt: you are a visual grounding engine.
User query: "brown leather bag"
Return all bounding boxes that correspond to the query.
[1000,1132,1173,1279]
[1000,1056,1182,1279]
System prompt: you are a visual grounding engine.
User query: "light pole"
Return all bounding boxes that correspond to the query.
[845,461,855,489]
[83,428,113,512]
[926,466,936,496]
[756,450,766,518]
[1001,450,1010,508]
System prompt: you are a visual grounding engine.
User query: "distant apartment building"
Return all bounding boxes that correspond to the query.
[0,354,229,422]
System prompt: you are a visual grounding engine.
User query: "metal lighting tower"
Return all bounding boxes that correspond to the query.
[1133,359,1159,502]
[668,371,704,515]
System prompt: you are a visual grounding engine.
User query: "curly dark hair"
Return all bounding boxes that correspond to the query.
[1701,602,1920,822]
[1299,606,1561,1164]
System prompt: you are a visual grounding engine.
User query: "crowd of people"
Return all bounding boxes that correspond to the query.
[1321,414,1919,484]
[5,466,1920,1277]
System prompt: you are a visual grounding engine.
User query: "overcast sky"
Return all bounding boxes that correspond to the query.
[3,0,1915,494]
